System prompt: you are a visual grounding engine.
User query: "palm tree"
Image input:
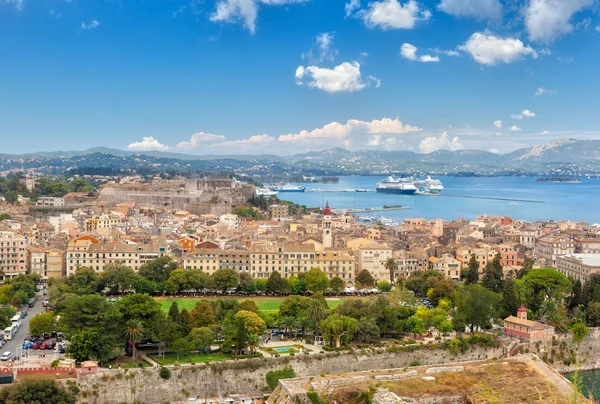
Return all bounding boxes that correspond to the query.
[278,316,298,338]
[247,334,262,354]
[384,258,398,284]
[307,299,326,336]
[125,320,145,361]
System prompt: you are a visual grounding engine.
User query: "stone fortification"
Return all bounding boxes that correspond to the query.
[98,178,254,214]
[73,346,503,403]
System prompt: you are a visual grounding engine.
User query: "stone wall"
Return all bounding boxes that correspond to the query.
[537,327,600,373]
[73,346,504,404]
[98,185,250,214]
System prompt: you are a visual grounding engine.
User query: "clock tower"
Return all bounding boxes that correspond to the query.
[323,202,333,249]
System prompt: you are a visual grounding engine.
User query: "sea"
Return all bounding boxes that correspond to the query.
[275,176,600,224]
[565,370,600,400]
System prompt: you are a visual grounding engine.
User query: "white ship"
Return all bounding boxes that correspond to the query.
[414,176,444,195]
[256,188,279,197]
[376,176,417,195]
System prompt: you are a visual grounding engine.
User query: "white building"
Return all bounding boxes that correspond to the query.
[555,254,600,282]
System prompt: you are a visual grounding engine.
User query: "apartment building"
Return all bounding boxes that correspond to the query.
[575,238,600,254]
[183,249,220,274]
[555,254,600,282]
[46,249,66,279]
[535,235,576,267]
[85,215,123,232]
[66,241,168,276]
[35,197,65,207]
[26,245,46,278]
[394,249,429,279]
[457,247,497,273]
[0,231,27,279]
[433,254,461,280]
[358,243,393,282]
[269,205,288,221]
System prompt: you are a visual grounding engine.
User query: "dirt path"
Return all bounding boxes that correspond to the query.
[519,355,575,398]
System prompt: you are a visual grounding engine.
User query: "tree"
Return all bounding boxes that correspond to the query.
[279,295,311,318]
[0,379,76,404]
[240,300,260,313]
[355,269,375,289]
[29,312,57,337]
[330,276,345,294]
[139,256,178,283]
[238,272,253,292]
[4,190,19,205]
[0,306,16,330]
[168,302,181,324]
[455,284,500,333]
[114,293,162,327]
[517,268,572,313]
[407,316,426,339]
[171,338,190,362]
[405,270,443,297]
[377,280,392,292]
[583,274,600,305]
[355,317,380,342]
[189,301,217,328]
[212,268,239,292]
[384,258,398,284]
[287,275,306,295]
[101,263,138,295]
[179,308,194,335]
[569,279,585,310]
[60,294,122,337]
[587,302,600,326]
[482,254,504,293]
[165,269,190,294]
[307,298,327,335]
[125,319,144,360]
[267,271,289,294]
[428,279,455,306]
[518,258,534,278]
[247,333,262,354]
[67,267,100,295]
[188,327,215,352]
[304,268,329,292]
[320,314,358,348]
[465,254,479,285]
[68,329,111,363]
[571,322,589,346]
[499,279,520,319]
[236,310,266,336]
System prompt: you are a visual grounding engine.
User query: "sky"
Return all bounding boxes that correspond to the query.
[0,0,599,156]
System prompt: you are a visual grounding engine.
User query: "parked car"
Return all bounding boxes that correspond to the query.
[42,341,52,350]
[33,342,44,350]
[22,341,34,349]
[1,352,12,361]
[58,344,66,354]
[21,311,27,318]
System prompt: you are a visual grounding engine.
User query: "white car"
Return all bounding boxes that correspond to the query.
[1,352,12,361]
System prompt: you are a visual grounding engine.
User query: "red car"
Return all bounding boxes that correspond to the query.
[41,341,51,350]
[33,342,43,350]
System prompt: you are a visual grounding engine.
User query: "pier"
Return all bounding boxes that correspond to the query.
[332,206,411,213]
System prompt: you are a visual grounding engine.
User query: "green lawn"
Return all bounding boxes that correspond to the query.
[156,296,352,312]
[149,352,232,365]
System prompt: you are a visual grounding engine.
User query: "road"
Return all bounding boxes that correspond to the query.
[0,292,59,367]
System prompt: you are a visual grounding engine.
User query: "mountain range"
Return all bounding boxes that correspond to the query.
[2,138,600,176]
[4,138,600,164]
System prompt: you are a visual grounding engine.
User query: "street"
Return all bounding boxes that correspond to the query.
[0,292,62,367]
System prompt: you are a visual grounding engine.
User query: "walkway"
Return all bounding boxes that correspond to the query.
[517,355,575,398]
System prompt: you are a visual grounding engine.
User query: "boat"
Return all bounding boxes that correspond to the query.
[536,177,582,183]
[356,189,369,193]
[270,183,306,192]
[256,188,278,197]
[375,176,417,195]
[414,176,444,194]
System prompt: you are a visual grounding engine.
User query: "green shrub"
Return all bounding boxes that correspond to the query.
[266,366,296,390]
[159,367,171,380]
[409,360,421,367]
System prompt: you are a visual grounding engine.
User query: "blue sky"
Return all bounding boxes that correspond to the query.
[0,0,599,155]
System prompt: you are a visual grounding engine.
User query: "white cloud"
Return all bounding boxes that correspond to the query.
[535,87,556,96]
[345,0,360,17]
[295,61,378,93]
[2,0,23,11]
[303,32,338,64]
[360,0,431,30]
[511,109,536,120]
[81,20,100,30]
[539,130,550,135]
[210,0,306,34]
[538,48,552,56]
[431,48,461,56]
[128,137,169,151]
[400,43,440,62]
[524,0,594,42]
[458,32,537,66]
[216,134,275,147]
[438,0,501,21]
[596,25,600,32]
[510,125,522,132]
[176,132,227,149]
[419,132,464,153]
[279,117,422,143]
[493,120,503,128]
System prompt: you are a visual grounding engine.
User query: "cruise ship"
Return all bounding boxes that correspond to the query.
[255,188,278,197]
[270,183,305,192]
[375,176,417,195]
[414,176,444,195]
